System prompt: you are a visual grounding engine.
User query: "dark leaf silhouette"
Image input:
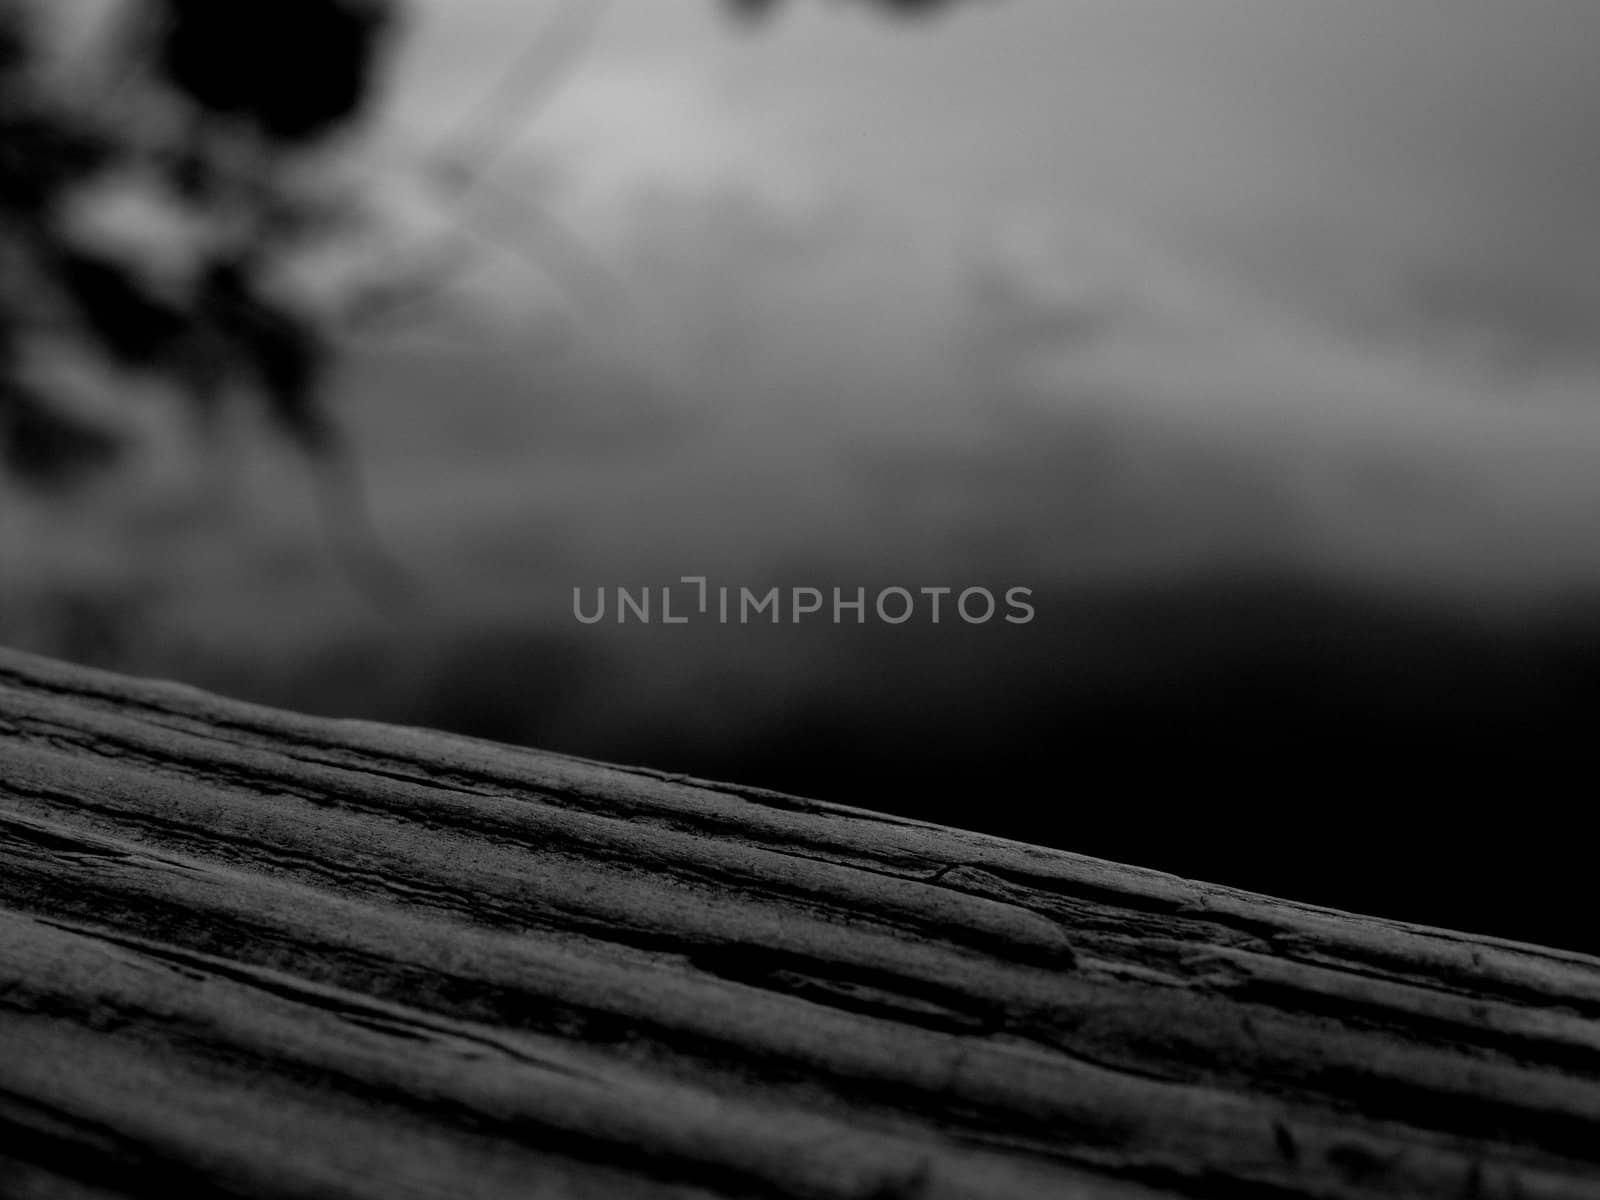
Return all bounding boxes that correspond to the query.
[150,0,398,144]
[51,247,193,369]
[0,379,122,491]
[203,259,333,448]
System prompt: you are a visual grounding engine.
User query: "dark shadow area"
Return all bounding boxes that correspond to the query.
[201,570,1600,956]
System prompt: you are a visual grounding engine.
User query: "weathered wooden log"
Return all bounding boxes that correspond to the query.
[0,645,1597,1199]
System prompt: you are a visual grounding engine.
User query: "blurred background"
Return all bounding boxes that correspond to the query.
[6,0,1600,949]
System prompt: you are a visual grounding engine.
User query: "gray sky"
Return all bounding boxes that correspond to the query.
[390,0,1600,317]
[22,0,1600,727]
[353,0,1600,600]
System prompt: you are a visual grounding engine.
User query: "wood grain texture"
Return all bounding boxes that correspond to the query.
[1,646,1598,1199]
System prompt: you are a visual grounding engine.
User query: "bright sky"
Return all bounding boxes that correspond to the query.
[386,0,1600,323]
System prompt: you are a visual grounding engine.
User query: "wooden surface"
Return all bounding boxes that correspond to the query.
[1,647,1599,1199]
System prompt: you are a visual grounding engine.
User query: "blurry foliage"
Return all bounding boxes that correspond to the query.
[153,0,394,144]
[0,0,399,500]
[0,0,980,518]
